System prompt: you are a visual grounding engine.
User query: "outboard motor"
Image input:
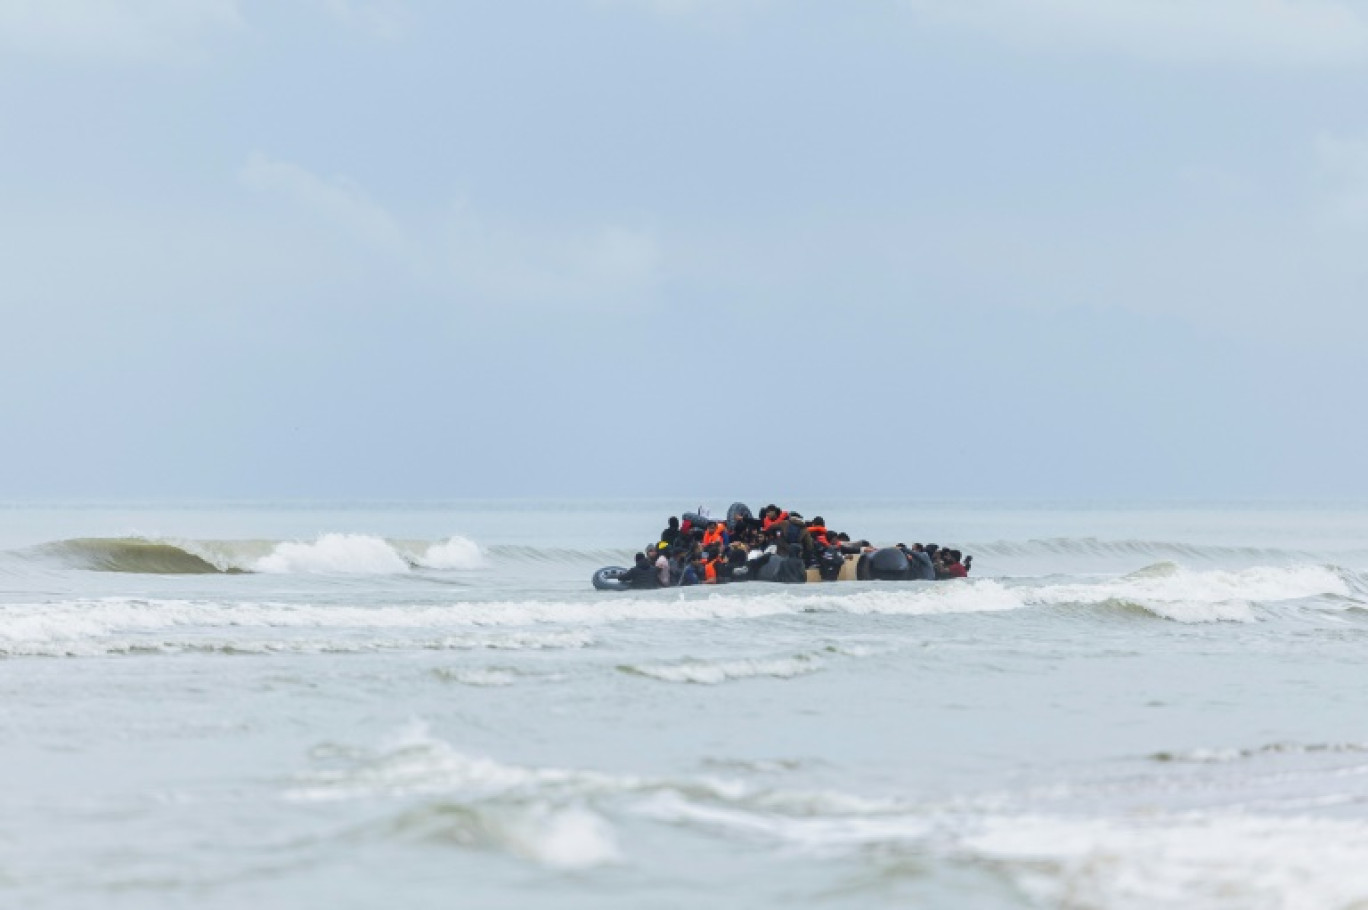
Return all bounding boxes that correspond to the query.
[867,548,912,581]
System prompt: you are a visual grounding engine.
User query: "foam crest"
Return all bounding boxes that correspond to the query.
[414,536,486,570]
[0,600,598,657]
[433,667,520,687]
[19,534,490,576]
[1022,564,1349,622]
[253,534,410,574]
[620,655,822,685]
[962,814,1368,909]
[387,801,620,870]
[289,723,906,821]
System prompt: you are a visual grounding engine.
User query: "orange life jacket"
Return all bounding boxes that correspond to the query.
[704,559,720,583]
[762,510,789,530]
[702,524,725,547]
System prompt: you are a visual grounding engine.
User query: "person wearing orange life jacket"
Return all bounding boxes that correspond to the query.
[702,521,727,549]
[761,505,789,531]
[702,546,728,584]
[805,516,830,548]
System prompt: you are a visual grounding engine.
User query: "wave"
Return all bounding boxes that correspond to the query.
[619,654,822,684]
[961,813,1368,909]
[4,564,1357,658]
[286,721,1368,906]
[19,534,488,575]
[1020,563,1353,623]
[1150,741,1368,764]
[432,667,519,687]
[0,585,1023,658]
[969,536,1331,565]
[0,600,599,657]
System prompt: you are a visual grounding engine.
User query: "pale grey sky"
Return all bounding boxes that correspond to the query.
[2,0,1366,500]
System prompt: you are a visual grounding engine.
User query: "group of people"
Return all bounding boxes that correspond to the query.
[615,504,973,589]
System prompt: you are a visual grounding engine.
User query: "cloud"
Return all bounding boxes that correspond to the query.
[1315,133,1368,223]
[901,0,1368,66]
[0,0,243,63]
[238,152,406,253]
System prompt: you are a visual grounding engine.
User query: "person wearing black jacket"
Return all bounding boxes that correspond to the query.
[659,516,680,548]
[620,552,660,589]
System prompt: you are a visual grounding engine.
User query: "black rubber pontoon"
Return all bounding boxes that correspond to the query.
[592,566,633,591]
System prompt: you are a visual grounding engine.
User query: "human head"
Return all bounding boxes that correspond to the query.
[668,516,679,529]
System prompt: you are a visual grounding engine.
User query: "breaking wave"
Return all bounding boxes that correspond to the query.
[287,722,1368,904]
[3,562,1362,658]
[619,654,823,684]
[1019,563,1351,623]
[20,534,488,575]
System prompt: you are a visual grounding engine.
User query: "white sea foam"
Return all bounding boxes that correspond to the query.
[435,667,520,687]
[289,723,904,819]
[1020,564,1348,622]
[414,536,486,570]
[621,655,821,685]
[253,534,411,574]
[962,813,1368,910]
[494,804,621,869]
[0,584,1026,646]
[0,600,599,656]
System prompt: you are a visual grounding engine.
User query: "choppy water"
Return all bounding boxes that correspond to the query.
[3,501,1368,909]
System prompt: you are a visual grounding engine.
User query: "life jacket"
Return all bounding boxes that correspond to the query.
[702,524,725,548]
[762,510,789,530]
[806,525,828,546]
[704,558,721,583]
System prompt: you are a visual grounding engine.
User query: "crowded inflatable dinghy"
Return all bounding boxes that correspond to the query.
[593,502,972,590]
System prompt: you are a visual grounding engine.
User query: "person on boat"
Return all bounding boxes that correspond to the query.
[702,520,727,550]
[620,552,661,589]
[701,546,730,584]
[673,546,701,586]
[816,537,848,581]
[905,543,936,581]
[655,547,672,586]
[805,517,830,548]
[766,513,816,565]
[725,544,750,581]
[940,549,970,578]
[757,541,807,583]
[761,505,788,531]
[660,516,681,548]
[834,531,873,555]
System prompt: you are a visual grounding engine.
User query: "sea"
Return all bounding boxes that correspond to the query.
[3,500,1367,910]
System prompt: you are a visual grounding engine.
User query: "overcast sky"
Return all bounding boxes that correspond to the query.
[2,0,1366,501]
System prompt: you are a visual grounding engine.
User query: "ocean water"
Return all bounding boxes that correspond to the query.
[3,500,1368,909]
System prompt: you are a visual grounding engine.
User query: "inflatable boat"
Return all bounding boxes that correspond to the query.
[592,546,935,591]
[592,501,957,590]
